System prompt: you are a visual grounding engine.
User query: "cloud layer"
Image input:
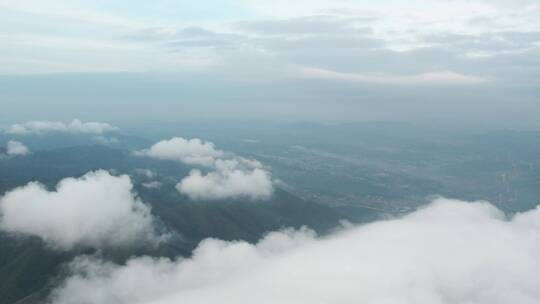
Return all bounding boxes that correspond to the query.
[0,170,163,250]
[51,198,540,304]
[5,119,118,135]
[138,137,273,200]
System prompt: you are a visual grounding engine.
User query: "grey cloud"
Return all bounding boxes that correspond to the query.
[423,31,540,53]
[236,15,373,36]
[128,17,535,86]
[178,27,219,38]
[2,8,538,127]
[260,35,384,51]
[167,31,243,50]
[130,15,381,53]
[130,26,224,41]
[130,26,245,50]
[166,38,237,49]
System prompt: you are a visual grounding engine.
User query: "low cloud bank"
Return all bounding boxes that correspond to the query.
[138,137,273,200]
[51,198,540,304]
[5,119,118,135]
[0,170,164,250]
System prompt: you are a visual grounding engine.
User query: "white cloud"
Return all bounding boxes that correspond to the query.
[5,119,118,135]
[50,198,540,304]
[5,140,30,156]
[0,170,164,250]
[138,137,274,200]
[135,137,224,167]
[142,181,163,189]
[294,66,487,85]
[177,158,273,200]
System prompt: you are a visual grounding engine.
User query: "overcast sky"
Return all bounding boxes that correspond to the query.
[1,0,539,128]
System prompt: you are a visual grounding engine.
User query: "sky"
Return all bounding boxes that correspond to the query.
[0,0,539,128]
